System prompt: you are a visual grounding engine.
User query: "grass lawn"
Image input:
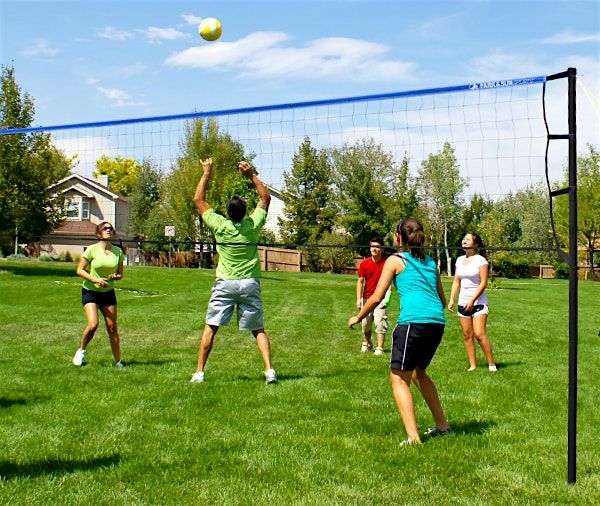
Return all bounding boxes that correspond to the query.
[0,260,599,504]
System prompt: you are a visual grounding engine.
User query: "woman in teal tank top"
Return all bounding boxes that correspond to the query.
[349,218,451,446]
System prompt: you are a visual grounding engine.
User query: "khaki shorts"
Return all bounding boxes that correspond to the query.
[206,278,264,331]
[361,298,388,335]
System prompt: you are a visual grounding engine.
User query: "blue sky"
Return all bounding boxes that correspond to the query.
[0,0,598,192]
[1,0,598,125]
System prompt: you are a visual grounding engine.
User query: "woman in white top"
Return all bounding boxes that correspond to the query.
[448,232,497,372]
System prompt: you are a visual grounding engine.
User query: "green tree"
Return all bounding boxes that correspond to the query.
[555,144,600,279]
[331,139,397,251]
[128,159,162,236]
[386,155,419,229]
[155,117,252,245]
[94,155,141,196]
[461,193,493,233]
[0,65,71,252]
[415,142,466,274]
[279,137,336,245]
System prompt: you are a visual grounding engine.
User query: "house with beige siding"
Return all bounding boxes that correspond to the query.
[40,174,133,261]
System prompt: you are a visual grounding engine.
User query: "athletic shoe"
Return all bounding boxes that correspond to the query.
[115,361,125,368]
[400,437,422,447]
[424,426,454,437]
[361,341,373,353]
[190,371,205,383]
[467,366,477,372]
[489,365,497,372]
[72,348,86,366]
[373,347,384,356]
[265,368,278,384]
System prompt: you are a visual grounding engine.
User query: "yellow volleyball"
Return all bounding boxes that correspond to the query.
[198,17,222,42]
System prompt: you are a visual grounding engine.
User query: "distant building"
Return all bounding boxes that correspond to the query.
[40,174,134,261]
[264,184,286,239]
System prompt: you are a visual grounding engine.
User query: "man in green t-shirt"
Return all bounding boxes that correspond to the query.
[190,158,277,384]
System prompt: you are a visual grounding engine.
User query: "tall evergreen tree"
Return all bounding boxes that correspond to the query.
[332,139,396,251]
[279,137,336,245]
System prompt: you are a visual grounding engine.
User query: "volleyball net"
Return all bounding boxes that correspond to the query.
[0,71,575,270]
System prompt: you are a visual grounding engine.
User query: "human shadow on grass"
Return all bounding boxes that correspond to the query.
[234,369,363,382]
[0,396,50,408]
[0,264,76,278]
[446,420,496,436]
[120,358,175,367]
[0,454,121,480]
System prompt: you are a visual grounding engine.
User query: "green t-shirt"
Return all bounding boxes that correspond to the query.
[202,207,267,280]
[81,242,125,292]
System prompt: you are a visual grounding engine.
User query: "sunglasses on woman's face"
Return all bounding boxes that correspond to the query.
[102,226,113,232]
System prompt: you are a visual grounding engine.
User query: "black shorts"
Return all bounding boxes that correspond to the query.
[390,323,444,371]
[82,288,117,307]
[457,304,486,317]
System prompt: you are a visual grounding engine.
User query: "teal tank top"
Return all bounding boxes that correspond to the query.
[394,252,445,325]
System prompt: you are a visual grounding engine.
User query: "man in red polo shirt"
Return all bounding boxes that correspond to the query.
[356,237,390,355]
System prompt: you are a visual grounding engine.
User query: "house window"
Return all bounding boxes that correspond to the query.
[82,200,90,219]
[66,196,90,220]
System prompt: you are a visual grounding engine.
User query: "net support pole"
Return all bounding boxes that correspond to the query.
[566,67,578,485]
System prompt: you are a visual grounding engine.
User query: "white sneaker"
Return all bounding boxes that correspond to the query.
[374,347,384,356]
[489,365,497,372]
[72,348,86,366]
[190,371,205,383]
[115,361,125,368]
[265,368,277,384]
[360,342,373,353]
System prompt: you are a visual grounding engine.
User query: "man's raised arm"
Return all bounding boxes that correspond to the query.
[193,158,213,215]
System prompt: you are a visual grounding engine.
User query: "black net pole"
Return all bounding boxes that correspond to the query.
[566,67,578,485]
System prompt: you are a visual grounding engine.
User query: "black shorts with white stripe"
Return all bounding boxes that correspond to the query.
[390,323,444,371]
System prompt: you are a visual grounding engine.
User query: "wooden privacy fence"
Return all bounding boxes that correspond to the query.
[258,247,303,272]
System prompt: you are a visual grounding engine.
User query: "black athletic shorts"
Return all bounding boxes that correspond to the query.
[82,288,117,307]
[390,323,444,371]
[457,304,486,317]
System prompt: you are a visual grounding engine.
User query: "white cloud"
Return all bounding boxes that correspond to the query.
[418,13,464,38]
[143,26,188,43]
[18,39,61,57]
[540,31,600,44]
[469,49,547,79]
[86,77,99,85]
[165,32,414,82]
[97,26,135,41]
[97,87,130,101]
[96,86,146,108]
[182,14,203,25]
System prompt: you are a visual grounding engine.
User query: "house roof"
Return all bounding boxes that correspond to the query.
[58,184,95,198]
[51,220,98,236]
[48,174,126,200]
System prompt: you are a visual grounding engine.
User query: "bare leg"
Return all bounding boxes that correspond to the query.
[363,329,373,347]
[80,303,99,349]
[252,328,273,370]
[412,368,449,430]
[376,332,385,349]
[100,305,120,363]
[473,314,496,366]
[459,317,477,369]
[196,324,219,372]
[390,368,421,443]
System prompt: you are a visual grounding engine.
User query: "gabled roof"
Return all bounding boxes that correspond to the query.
[48,174,124,200]
[58,184,95,198]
